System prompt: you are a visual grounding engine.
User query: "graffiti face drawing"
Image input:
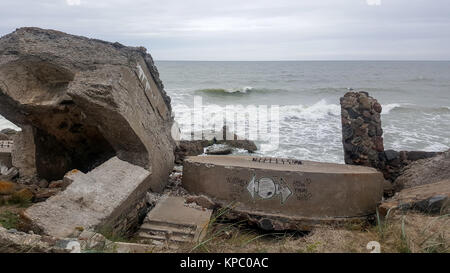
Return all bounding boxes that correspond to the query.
[247,174,292,204]
[257,177,276,199]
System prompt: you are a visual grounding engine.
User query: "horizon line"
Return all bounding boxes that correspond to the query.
[155,59,450,62]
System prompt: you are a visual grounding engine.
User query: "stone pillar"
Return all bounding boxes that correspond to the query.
[11,125,37,180]
[341,91,444,186]
[340,91,384,169]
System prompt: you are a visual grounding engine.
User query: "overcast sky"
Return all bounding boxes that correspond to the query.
[1,0,449,60]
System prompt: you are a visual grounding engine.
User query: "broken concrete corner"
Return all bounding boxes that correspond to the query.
[22,156,151,238]
[0,27,175,191]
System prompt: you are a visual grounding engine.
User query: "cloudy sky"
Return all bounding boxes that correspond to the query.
[0,0,449,60]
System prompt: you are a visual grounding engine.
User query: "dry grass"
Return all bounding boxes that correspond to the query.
[0,200,447,253]
[173,210,449,253]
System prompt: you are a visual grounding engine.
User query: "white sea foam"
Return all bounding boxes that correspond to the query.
[382,103,402,114]
[0,115,20,131]
[196,86,255,94]
[282,99,340,120]
[423,142,449,152]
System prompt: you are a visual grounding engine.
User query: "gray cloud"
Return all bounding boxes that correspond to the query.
[0,0,449,60]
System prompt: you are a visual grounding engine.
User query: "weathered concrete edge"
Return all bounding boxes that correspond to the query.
[211,201,372,231]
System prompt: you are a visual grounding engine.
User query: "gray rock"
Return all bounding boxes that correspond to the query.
[413,195,448,214]
[379,179,449,216]
[0,129,18,139]
[384,150,399,161]
[394,150,450,190]
[38,179,49,188]
[78,230,108,250]
[205,144,233,155]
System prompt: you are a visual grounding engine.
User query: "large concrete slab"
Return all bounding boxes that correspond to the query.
[182,156,385,230]
[137,196,212,244]
[22,156,151,238]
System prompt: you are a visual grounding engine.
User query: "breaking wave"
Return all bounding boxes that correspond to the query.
[195,86,287,95]
[282,99,340,120]
[196,86,254,94]
[382,103,450,115]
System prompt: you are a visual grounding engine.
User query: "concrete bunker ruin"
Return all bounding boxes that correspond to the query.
[0,63,118,181]
[0,28,175,191]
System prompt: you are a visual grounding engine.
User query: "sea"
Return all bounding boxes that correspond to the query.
[1,61,449,164]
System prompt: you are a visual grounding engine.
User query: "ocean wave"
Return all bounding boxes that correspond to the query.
[195,87,254,95]
[382,103,450,115]
[195,86,287,95]
[382,103,403,114]
[407,76,435,82]
[282,99,341,120]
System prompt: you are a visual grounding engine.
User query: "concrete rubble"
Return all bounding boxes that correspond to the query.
[137,196,212,244]
[0,226,70,253]
[22,157,152,238]
[379,179,449,216]
[182,155,385,231]
[0,226,160,253]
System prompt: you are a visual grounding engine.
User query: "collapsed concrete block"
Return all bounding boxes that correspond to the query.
[0,27,175,191]
[182,156,385,231]
[22,157,151,238]
[137,196,212,244]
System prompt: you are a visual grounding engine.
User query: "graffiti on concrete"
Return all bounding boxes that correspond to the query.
[247,174,292,204]
[136,64,155,98]
[293,178,313,201]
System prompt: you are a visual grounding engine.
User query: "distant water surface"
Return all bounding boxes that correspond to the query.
[157,61,450,163]
[1,61,449,163]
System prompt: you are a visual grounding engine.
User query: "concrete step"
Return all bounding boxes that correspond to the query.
[136,196,212,245]
[139,222,196,238]
[137,232,193,243]
[144,220,197,231]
